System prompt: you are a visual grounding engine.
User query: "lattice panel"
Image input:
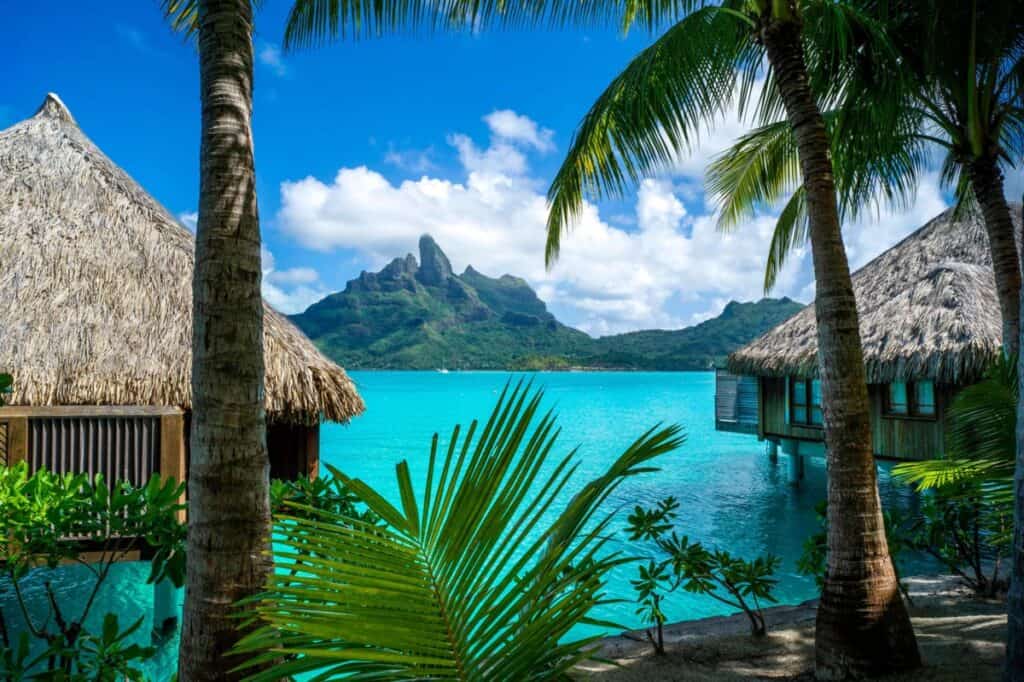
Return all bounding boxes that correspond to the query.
[0,421,8,467]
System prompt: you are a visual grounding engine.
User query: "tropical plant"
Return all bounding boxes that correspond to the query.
[0,373,12,406]
[231,383,684,679]
[0,464,186,679]
[893,354,1015,598]
[270,474,379,523]
[162,1,273,677]
[893,354,1015,506]
[626,497,779,653]
[911,491,1008,598]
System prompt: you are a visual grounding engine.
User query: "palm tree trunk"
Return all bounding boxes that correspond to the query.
[177,1,271,679]
[967,157,1020,357]
[1009,229,1024,680]
[759,14,920,680]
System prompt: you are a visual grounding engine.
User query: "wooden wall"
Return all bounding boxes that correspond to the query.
[761,377,952,461]
[867,384,948,461]
[760,378,824,443]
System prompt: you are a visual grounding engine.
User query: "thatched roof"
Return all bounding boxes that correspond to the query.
[0,94,364,424]
[729,206,1019,384]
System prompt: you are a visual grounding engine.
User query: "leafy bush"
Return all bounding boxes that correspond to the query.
[892,355,1014,596]
[909,490,1008,597]
[0,373,12,405]
[233,382,684,679]
[0,464,186,679]
[627,497,779,654]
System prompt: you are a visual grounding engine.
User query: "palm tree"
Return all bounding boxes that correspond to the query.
[284,1,920,677]
[709,1,1024,354]
[540,2,922,678]
[163,2,270,679]
[233,383,684,679]
[704,4,1024,674]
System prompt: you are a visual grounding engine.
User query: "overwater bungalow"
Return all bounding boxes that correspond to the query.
[0,94,364,488]
[716,207,1016,477]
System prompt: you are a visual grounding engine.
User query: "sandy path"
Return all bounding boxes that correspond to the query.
[575,576,1008,681]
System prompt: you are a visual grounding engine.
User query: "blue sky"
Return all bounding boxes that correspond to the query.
[6,3,993,335]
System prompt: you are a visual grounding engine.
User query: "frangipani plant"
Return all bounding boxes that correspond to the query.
[233,382,683,680]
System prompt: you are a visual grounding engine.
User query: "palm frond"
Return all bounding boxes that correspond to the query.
[233,381,684,679]
[762,186,807,293]
[707,119,800,232]
[894,355,1016,512]
[545,6,759,265]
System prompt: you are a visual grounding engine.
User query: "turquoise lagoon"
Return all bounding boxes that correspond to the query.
[3,371,935,677]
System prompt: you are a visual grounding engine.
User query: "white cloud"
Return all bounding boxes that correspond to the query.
[276,113,808,335]
[483,110,555,152]
[261,247,328,314]
[274,104,954,335]
[178,211,198,232]
[384,145,437,174]
[258,44,287,77]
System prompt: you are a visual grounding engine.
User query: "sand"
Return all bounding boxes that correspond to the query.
[575,575,1008,681]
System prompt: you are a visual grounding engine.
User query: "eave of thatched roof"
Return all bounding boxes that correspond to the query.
[0,94,364,424]
[728,207,1015,385]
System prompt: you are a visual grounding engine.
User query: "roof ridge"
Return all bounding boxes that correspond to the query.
[34,93,76,125]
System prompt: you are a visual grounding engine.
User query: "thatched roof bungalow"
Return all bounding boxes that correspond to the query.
[716,207,1018,466]
[0,94,364,484]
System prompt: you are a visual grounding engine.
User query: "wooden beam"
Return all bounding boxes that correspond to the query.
[0,405,183,418]
[6,416,27,466]
[160,413,187,522]
[306,424,320,480]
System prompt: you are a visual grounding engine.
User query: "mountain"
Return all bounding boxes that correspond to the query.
[291,235,593,369]
[585,298,805,370]
[291,236,803,370]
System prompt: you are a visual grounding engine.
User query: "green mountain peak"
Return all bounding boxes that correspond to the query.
[292,237,803,370]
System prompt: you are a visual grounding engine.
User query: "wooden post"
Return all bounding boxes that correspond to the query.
[159,412,187,516]
[6,416,27,467]
[154,411,185,641]
[306,424,320,480]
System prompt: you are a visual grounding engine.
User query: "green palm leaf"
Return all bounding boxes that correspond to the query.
[894,354,1016,505]
[233,381,684,680]
[544,5,759,265]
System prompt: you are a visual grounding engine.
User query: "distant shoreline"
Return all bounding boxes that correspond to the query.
[343,367,720,373]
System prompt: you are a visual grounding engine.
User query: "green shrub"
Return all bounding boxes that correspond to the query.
[627,497,779,654]
[0,464,186,679]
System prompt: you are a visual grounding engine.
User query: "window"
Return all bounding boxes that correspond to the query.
[885,380,936,418]
[888,382,909,415]
[915,381,936,416]
[790,378,823,426]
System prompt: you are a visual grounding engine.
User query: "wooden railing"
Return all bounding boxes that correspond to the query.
[0,405,186,504]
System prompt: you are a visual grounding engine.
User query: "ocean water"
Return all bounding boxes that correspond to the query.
[2,371,934,678]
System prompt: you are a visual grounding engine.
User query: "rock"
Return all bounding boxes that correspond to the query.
[416,234,453,286]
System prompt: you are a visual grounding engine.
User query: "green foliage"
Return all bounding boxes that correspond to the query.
[233,382,684,679]
[0,464,186,679]
[908,491,1009,597]
[270,474,378,525]
[0,373,12,406]
[891,355,1015,595]
[626,496,779,653]
[894,354,1016,498]
[708,1,1024,292]
[292,238,802,369]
